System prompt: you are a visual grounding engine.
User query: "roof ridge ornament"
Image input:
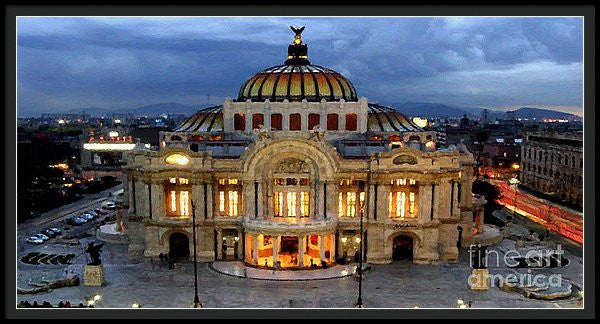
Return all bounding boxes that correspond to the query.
[285,26,310,65]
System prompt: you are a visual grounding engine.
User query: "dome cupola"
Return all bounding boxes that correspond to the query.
[237,26,358,103]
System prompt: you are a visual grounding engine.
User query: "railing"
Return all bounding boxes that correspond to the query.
[243,217,337,232]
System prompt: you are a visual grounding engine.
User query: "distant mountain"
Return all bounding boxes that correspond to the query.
[511,107,581,120]
[381,101,581,121]
[21,102,200,118]
[121,103,198,116]
[382,102,481,118]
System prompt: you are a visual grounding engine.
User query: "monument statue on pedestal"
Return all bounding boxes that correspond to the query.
[85,242,105,265]
[84,242,106,286]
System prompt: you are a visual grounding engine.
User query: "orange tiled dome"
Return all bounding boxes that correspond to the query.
[237,26,357,102]
[237,64,358,102]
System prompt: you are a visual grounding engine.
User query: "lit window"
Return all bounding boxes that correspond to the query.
[409,179,416,185]
[229,191,239,216]
[170,178,177,184]
[179,178,189,185]
[338,193,344,217]
[219,191,225,212]
[274,192,284,217]
[170,191,177,212]
[287,192,297,217]
[165,153,190,166]
[359,192,365,206]
[228,179,238,185]
[180,191,189,216]
[300,192,309,217]
[409,192,415,215]
[218,179,226,185]
[396,192,406,218]
[347,192,356,217]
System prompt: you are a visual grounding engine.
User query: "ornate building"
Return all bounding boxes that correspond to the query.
[123,27,478,268]
[520,131,583,209]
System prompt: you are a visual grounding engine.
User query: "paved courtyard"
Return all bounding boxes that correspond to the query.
[16,235,583,308]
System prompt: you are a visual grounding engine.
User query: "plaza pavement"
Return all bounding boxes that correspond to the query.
[16,232,583,308]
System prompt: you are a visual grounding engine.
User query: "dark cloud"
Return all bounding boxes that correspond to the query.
[17,17,583,115]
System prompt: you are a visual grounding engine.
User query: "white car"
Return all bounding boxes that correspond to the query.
[33,233,50,241]
[103,201,117,210]
[26,237,45,244]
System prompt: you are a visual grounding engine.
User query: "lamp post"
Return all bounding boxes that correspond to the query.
[190,200,201,308]
[356,199,364,308]
[356,156,374,308]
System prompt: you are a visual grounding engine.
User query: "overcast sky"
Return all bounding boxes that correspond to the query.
[17,17,583,116]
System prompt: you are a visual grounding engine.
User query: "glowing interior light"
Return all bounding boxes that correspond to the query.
[354,237,361,243]
[412,117,428,128]
[409,192,415,216]
[180,191,189,216]
[425,141,436,149]
[170,191,177,212]
[338,193,344,217]
[83,143,136,151]
[219,191,225,212]
[287,192,296,217]
[341,237,348,244]
[165,153,190,166]
[108,131,119,138]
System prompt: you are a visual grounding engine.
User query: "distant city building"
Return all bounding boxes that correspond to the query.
[480,109,489,124]
[520,131,583,209]
[80,127,137,180]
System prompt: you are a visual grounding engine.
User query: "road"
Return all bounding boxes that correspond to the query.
[17,184,122,255]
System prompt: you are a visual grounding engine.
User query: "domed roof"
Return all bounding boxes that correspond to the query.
[175,103,424,133]
[237,26,358,103]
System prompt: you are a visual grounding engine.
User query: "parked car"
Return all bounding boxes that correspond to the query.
[103,201,117,210]
[80,213,94,222]
[49,227,62,235]
[32,233,49,241]
[26,237,45,244]
[41,229,58,238]
[87,211,99,218]
[94,208,107,215]
[67,216,87,226]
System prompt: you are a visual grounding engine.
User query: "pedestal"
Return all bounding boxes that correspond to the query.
[469,268,489,291]
[84,265,105,287]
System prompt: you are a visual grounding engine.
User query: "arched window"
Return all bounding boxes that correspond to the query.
[289,113,301,131]
[271,113,282,130]
[326,114,339,130]
[252,113,264,130]
[345,113,357,131]
[234,113,245,131]
[170,135,182,141]
[308,113,320,130]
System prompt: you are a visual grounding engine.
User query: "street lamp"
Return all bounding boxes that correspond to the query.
[190,200,202,308]
[355,156,374,308]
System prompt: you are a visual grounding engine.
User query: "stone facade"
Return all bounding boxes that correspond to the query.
[520,131,583,208]
[123,128,477,266]
[121,27,480,268]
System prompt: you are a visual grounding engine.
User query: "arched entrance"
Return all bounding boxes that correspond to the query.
[169,232,190,259]
[392,235,413,261]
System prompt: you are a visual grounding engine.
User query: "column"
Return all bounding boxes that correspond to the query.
[150,181,164,220]
[368,184,376,220]
[272,235,279,267]
[216,230,223,260]
[243,180,254,218]
[319,234,326,263]
[298,235,305,267]
[316,181,324,219]
[245,112,252,132]
[206,182,214,219]
[418,183,432,224]
[252,234,259,264]
[192,181,204,220]
[377,183,391,223]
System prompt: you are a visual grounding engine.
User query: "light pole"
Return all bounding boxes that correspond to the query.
[356,156,374,308]
[356,199,364,308]
[190,200,201,308]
